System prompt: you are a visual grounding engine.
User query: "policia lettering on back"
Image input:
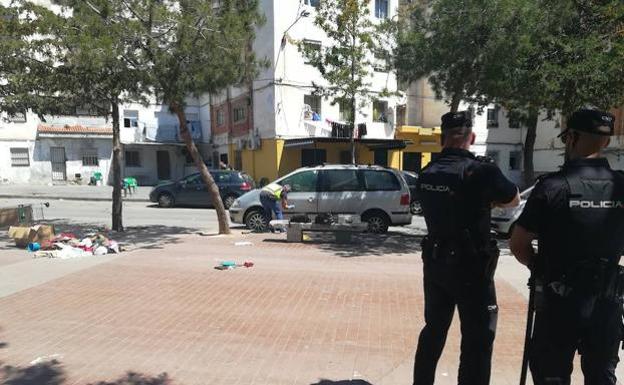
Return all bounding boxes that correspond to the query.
[513,108,624,385]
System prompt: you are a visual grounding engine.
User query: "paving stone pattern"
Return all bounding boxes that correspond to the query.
[0,232,594,385]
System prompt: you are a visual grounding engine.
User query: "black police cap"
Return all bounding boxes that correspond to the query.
[565,108,615,136]
[441,110,472,131]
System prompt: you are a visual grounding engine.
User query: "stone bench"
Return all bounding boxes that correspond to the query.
[286,222,368,243]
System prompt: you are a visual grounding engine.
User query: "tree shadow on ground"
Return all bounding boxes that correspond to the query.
[310,380,374,385]
[1,361,171,385]
[0,219,203,252]
[264,230,425,258]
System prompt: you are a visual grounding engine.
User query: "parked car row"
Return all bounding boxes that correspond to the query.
[148,165,534,237]
[149,170,255,209]
[229,164,413,234]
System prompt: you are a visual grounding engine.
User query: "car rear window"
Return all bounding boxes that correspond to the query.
[211,172,231,183]
[241,173,256,187]
[319,170,363,192]
[363,170,401,191]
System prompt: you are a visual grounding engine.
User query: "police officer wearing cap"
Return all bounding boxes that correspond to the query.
[414,111,520,385]
[511,108,624,385]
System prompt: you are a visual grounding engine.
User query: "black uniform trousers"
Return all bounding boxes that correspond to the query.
[529,292,623,385]
[413,255,498,385]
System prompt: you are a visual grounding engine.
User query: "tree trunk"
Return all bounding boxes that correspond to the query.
[450,93,461,112]
[111,101,123,232]
[523,111,539,188]
[350,96,356,164]
[171,103,231,234]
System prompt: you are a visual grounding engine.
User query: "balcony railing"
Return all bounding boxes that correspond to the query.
[138,121,202,143]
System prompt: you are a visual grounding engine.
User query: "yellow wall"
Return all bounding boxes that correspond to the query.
[234,133,442,185]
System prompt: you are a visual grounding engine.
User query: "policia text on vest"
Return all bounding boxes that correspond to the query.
[511,109,624,385]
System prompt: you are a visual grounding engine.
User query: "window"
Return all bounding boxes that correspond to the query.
[486,150,500,165]
[302,40,321,64]
[280,170,318,192]
[374,149,388,167]
[339,99,353,122]
[234,150,242,170]
[304,94,322,119]
[507,112,521,129]
[10,148,29,167]
[373,100,388,122]
[319,170,362,192]
[233,106,246,123]
[8,112,26,123]
[82,149,99,166]
[125,150,141,167]
[305,0,320,9]
[216,109,225,126]
[363,170,400,191]
[123,110,139,128]
[339,151,351,164]
[375,0,388,19]
[509,151,522,171]
[373,50,389,72]
[212,172,232,184]
[301,149,327,167]
[487,106,499,128]
[183,173,202,185]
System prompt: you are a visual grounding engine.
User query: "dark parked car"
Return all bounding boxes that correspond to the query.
[149,170,255,209]
[401,171,422,215]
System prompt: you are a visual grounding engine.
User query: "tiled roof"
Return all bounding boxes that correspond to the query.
[37,125,113,135]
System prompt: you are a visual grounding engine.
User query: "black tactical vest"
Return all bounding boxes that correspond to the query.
[543,163,624,284]
[419,152,491,247]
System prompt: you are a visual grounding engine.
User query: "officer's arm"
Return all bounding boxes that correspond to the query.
[493,189,520,208]
[510,225,536,267]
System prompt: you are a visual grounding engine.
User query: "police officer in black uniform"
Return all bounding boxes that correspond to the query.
[511,109,624,385]
[414,111,520,385]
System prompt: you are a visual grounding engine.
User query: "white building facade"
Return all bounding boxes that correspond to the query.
[209,0,406,182]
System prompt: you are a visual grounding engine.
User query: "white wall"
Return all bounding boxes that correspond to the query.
[0,138,112,185]
[251,0,402,140]
[119,102,202,144]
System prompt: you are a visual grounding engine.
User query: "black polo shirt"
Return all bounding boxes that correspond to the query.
[419,148,518,244]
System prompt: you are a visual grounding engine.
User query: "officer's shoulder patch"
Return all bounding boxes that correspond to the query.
[475,155,495,164]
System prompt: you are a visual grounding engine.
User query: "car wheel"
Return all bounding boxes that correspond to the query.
[410,200,422,215]
[363,211,390,234]
[223,195,237,210]
[245,209,267,232]
[158,193,174,208]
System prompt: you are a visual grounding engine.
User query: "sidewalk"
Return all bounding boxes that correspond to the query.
[0,230,609,385]
[0,184,151,202]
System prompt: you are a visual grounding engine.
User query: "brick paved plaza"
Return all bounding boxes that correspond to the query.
[0,230,601,385]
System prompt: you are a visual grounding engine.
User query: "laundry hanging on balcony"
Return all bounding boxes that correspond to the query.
[329,121,367,139]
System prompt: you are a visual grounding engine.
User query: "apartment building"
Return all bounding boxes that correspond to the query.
[0,100,211,185]
[209,0,441,182]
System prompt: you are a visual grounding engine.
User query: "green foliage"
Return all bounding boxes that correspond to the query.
[395,0,624,114]
[299,0,382,122]
[116,0,265,109]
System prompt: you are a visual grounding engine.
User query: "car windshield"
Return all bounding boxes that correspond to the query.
[182,174,202,185]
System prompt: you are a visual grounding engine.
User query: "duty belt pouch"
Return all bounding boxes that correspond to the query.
[420,236,438,263]
[483,239,500,280]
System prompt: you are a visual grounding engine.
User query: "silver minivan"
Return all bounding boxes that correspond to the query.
[228,164,413,233]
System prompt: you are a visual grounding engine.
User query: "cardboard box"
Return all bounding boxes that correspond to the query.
[8,225,55,248]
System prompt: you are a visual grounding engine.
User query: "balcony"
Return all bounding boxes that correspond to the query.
[130,121,202,143]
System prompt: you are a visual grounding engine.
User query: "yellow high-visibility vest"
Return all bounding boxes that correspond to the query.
[262,183,283,199]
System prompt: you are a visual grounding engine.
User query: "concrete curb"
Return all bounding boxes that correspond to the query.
[0,194,150,203]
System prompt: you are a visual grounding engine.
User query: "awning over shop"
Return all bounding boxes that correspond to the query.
[283,137,411,150]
